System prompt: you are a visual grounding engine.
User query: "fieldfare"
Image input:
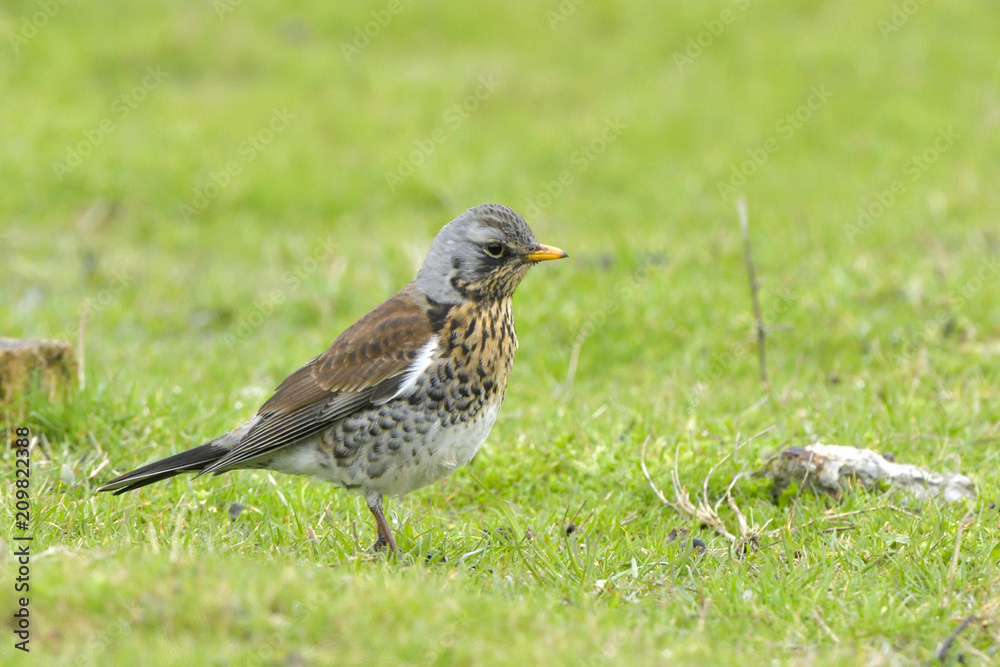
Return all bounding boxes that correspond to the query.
[98,203,567,554]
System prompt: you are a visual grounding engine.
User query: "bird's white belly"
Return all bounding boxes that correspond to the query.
[379,396,503,496]
[266,396,503,497]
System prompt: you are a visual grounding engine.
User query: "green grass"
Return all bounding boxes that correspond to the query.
[2,0,1000,664]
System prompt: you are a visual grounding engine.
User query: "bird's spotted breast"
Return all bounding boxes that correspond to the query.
[423,297,516,420]
[269,297,517,497]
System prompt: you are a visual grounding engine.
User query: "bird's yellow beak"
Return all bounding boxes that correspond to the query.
[525,244,568,262]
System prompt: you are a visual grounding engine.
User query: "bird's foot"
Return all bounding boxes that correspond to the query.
[366,492,399,557]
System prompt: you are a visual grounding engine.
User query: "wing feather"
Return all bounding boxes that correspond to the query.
[201,283,438,473]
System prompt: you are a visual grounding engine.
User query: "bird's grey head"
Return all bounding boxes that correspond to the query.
[414,203,567,304]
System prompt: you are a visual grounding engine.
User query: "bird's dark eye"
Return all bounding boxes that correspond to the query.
[485,242,504,257]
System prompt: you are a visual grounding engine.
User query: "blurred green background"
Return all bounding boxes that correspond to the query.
[2,0,1000,664]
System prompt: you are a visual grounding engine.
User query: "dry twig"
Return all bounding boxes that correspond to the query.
[934,613,976,664]
[639,436,681,515]
[77,298,91,391]
[737,197,768,385]
[641,434,774,551]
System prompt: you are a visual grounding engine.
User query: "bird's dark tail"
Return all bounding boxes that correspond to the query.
[96,442,227,495]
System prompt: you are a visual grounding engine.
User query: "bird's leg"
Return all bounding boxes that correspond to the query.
[366,491,398,555]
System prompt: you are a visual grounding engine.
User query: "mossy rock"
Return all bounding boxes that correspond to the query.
[0,338,76,403]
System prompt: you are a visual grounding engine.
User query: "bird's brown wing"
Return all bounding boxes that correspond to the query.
[201,283,437,473]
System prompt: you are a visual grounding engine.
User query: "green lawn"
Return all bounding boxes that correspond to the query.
[2,0,1000,664]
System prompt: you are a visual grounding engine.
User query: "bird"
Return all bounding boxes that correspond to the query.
[97,203,567,554]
